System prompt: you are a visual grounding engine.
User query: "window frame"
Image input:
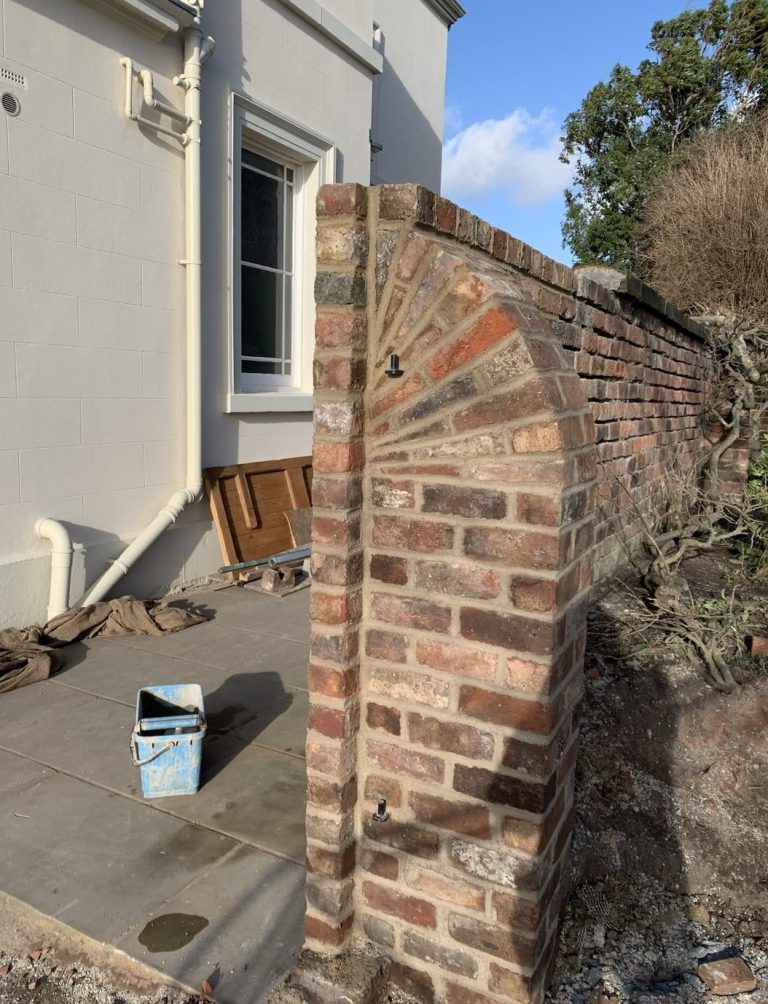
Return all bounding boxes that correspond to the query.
[228,95,336,413]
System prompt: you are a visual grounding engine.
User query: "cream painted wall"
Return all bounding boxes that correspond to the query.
[0,0,446,627]
[371,0,449,190]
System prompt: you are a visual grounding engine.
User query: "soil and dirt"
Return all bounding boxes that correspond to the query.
[547,548,768,1002]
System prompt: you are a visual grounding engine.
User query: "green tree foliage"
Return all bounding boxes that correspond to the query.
[561,0,768,271]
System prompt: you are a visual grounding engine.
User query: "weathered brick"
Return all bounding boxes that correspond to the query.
[427,307,517,381]
[306,843,355,879]
[502,790,565,856]
[307,775,357,813]
[422,484,506,520]
[410,791,491,839]
[453,763,556,815]
[463,526,560,570]
[373,516,454,553]
[445,984,497,1004]
[363,914,395,949]
[313,514,360,548]
[363,881,437,929]
[414,560,501,600]
[366,702,401,736]
[369,667,451,709]
[314,401,364,437]
[305,810,354,846]
[365,774,402,809]
[403,931,478,978]
[311,551,363,587]
[488,963,535,1001]
[371,592,451,633]
[517,492,561,527]
[410,869,485,912]
[459,685,554,735]
[305,875,354,918]
[306,739,356,778]
[415,639,498,681]
[372,478,416,509]
[363,818,439,858]
[315,311,367,350]
[408,713,494,760]
[447,914,538,967]
[366,628,407,663]
[314,441,364,474]
[313,354,366,391]
[370,553,409,585]
[304,912,353,948]
[316,226,369,266]
[311,590,362,626]
[315,272,367,306]
[308,663,358,698]
[453,378,561,432]
[308,701,359,741]
[366,740,445,782]
[310,629,359,666]
[311,474,362,510]
[360,848,399,880]
[450,839,544,891]
[509,575,558,612]
[460,607,557,656]
[317,183,368,218]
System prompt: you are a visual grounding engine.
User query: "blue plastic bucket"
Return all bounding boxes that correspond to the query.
[131,684,206,798]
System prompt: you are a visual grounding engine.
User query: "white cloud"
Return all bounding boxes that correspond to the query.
[442,108,572,207]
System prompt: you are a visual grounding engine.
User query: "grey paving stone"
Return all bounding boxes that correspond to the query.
[117,843,305,1004]
[0,767,236,944]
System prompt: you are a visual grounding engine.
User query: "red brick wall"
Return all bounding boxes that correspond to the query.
[307,184,597,1003]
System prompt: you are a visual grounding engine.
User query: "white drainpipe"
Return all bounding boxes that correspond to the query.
[35,519,73,622]
[78,24,214,607]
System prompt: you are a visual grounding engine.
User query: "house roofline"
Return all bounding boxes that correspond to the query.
[423,0,466,26]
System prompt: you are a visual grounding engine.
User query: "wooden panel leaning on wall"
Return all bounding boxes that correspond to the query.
[204,456,313,572]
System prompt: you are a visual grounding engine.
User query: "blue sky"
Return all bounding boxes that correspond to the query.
[442,0,697,263]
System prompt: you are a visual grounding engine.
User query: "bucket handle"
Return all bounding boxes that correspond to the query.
[130,735,177,767]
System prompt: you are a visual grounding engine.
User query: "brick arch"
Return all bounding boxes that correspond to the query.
[306,184,597,1004]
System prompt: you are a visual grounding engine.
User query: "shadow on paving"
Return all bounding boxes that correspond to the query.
[202,672,295,784]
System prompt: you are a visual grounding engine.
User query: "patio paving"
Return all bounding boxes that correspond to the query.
[0,585,311,1003]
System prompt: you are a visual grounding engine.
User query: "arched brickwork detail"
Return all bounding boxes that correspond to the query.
[306,184,597,1003]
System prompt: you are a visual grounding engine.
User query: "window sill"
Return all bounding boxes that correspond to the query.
[226,391,314,413]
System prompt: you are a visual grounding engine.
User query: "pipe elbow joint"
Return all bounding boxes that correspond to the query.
[35,518,73,556]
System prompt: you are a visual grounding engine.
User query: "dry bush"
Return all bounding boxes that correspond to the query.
[644,112,768,331]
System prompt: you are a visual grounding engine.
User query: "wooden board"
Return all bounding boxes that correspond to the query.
[204,456,312,572]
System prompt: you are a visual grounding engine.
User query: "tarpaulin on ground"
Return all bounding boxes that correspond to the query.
[0,598,207,694]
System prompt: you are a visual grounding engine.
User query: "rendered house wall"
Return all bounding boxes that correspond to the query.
[0,0,447,627]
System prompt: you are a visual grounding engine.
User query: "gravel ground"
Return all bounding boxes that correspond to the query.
[547,872,768,1002]
[0,947,199,1004]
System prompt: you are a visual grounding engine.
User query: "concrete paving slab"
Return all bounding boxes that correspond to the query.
[0,679,101,734]
[0,688,308,843]
[0,764,237,944]
[117,843,305,1004]
[167,742,308,861]
[53,640,307,710]
[196,587,311,644]
[0,748,54,799]
[0,584,310,998]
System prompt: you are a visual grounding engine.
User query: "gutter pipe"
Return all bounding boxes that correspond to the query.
[80,24,214,606]
[35,519,73,622]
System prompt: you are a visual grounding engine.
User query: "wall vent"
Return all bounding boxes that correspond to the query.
[1,92,20,117]
[0,66,26,87]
